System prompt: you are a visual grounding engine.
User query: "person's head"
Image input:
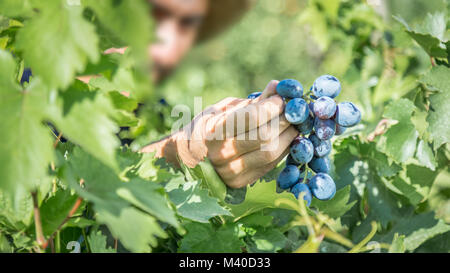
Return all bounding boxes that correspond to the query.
[149,0,209,82]
[149,0,254,82]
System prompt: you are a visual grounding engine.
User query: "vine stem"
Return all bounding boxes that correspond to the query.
[53,131,63,148]
[31,191,47,250]
[430,57,436,67]
[367,118,389,141]
[43,197,83,251]
[348,221,378,253]
[82,228,91,253]
[322,227,354,248]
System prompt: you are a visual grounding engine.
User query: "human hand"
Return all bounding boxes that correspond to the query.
[143,80,298,188]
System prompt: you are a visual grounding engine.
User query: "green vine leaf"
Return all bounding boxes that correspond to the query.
[178,222,244,253]
[310,185,356,218]
[379,99,418,163]
[88,230,116,253]
[420,65,450,149]
[375,210,450,252]
[0,50,54,198]
[63,147,177,252]
[394,14,447,59]
[48,80,121,172]
[227,180,301,221]
[15,0,99,89]
[166,180,232,223]
[184,158,227,202]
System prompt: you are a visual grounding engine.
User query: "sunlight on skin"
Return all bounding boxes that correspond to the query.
[218,140,239,162]
[227,157,246,176]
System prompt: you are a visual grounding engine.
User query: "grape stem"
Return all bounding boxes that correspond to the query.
[42,197,83,251]
[367,118,389,141]
[53,131,63,148]
[348,221,378,253]
[31,191,47,251]
[301,164,314,182]
[430,57,436,67]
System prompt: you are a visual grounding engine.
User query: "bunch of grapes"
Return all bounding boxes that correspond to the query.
[248,75,361,206]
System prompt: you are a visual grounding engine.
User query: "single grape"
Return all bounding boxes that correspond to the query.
[308,102,315,112]
[295,114,314,135]
[158,98,168,106]
[286,157,307,175]
[290,182,312,206]
[335,102,361,127]
[247,91,262,99]
[313,96,336,119]
[335,123,347,135]
[290,137,314,164]
[308,173,336,200]
[286,154,299,166]
[277,165,300,189]
[309,134,331,157]
[311,75,341,98]
[285,98,309,125]
[276,79,303,99]
[20,68,32,84]
[314,117,335,140]
[308,156,331,173]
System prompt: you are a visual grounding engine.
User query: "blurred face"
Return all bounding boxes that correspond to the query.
[149,0,209,82]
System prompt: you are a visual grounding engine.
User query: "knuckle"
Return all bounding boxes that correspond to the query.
[269,79,279,85]
[227,178,246,189]
[262,149,279,162]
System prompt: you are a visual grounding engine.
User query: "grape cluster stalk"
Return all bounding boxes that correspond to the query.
[248,75,361,206]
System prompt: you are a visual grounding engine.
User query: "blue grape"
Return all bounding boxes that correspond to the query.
[286,154,306,174]
[335,124,347,135]
[286,155,307,172]
[308,156,331,173]
[158,98,168,106]
[309,134,331,157]
[276,79,303,99]
[314,117,335,140]
[290,137,314,164]
[247,91,262,99]
[312,75,341,98]
[286,154,299,166]
[20,68,32,84]
[277,165,300,189]
[335,102,361,127]
[308,173,336,200]
[295,114,314,135]
[308,102,315,112]
[285,98,309,125]
[290,183,312,206]
[313,96,336,119]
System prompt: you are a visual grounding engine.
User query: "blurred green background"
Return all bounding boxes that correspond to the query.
[159,0,445,108]
[154,0,449,222]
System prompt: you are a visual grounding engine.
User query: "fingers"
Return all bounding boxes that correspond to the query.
[207,114,292,165]
[256,80,280,101]
[226,145,291,189]
[213,94,286,139]
[215,126,298,183]
[200,97,240,117]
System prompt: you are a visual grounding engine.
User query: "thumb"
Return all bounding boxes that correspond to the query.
[254,80,280,102]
